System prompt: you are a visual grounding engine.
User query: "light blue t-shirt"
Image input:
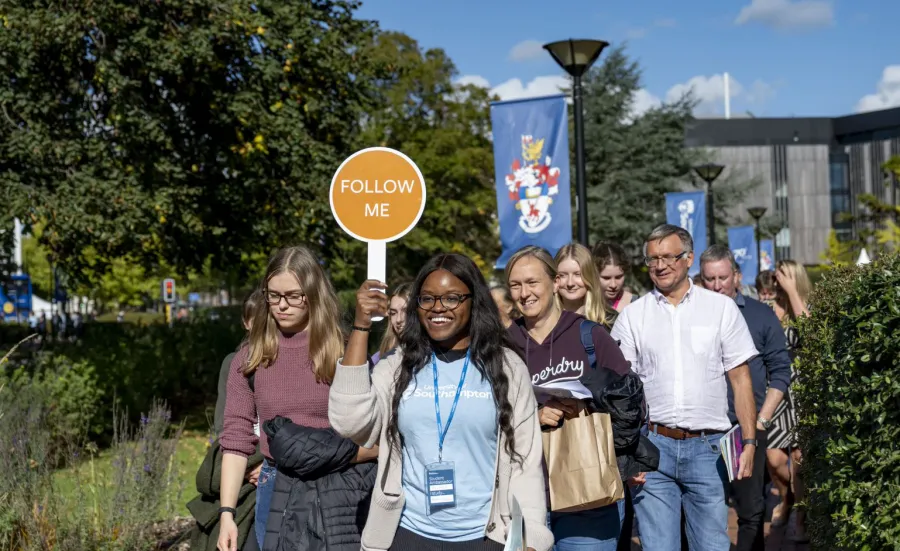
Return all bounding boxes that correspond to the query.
[398,349,499,541]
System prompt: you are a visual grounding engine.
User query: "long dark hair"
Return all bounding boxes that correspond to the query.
[388,254,523,464]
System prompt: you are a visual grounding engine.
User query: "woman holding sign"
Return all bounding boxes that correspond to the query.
[505,246,656,551]
[329,253,553,551]
[217,246,377,551]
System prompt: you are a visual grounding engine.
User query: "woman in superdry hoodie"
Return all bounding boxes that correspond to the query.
[504,245,658,551]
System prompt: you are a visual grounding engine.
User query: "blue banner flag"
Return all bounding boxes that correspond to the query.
[728,226,758,281]
[491,95,572,269]
[760,239,775,272]
[664,191,707,276]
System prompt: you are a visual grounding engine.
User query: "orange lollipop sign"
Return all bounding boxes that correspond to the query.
[330,147,427,316]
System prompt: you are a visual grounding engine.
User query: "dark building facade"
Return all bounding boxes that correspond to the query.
[685,107,900,265]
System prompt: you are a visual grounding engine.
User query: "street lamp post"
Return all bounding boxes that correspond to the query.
[543,39,609,246]
[693,163,725,245]
[747,206,768,275]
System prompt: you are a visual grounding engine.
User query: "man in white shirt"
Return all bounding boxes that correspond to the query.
[611,224,759,551]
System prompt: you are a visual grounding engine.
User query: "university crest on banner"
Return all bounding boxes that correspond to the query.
[506,135,561,233]
[490,94,572,269]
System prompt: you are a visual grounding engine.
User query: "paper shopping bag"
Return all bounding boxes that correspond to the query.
[541,409,624,512]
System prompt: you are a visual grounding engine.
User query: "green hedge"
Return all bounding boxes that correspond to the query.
[793,254,900,549]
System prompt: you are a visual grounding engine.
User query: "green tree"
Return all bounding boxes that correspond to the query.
[0,0,378,285]
[820,229,858,267]
[335,31,498,286]
[579,47,697,258]
[835,155,900,257]
[20,232,52,298]
[578,47,761,259]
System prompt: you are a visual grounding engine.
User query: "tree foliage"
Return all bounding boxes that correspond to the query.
[0,0,378,284]
[337,31,498,285]
[836,155,900,258]
[1,4,506,293]
[580,47,697,258]
[794,255,900,549]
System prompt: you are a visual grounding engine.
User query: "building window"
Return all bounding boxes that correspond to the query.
[830,151,853,241]
[771,145,791,259]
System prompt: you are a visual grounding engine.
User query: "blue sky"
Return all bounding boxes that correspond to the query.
[358,0,900,118]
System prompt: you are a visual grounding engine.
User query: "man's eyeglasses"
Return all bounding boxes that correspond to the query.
[265,290,306,307]
[643,251,688,267]
[416,293,472,311]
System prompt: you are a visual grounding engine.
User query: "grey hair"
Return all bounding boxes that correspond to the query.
[643,224,694,256]
[699,244,739,272]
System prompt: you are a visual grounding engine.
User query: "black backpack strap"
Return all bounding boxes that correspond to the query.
[247,372,255,394]
[580,319,599,371]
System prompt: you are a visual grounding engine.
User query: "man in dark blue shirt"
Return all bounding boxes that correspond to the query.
[700,244,792,551]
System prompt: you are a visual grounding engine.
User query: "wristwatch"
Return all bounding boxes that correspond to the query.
[742,438,758,447]
[758,416,772,430]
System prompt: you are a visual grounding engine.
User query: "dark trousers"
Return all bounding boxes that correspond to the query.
[730,429,769,551]
[390,527,504,551]
[617,488,635,550]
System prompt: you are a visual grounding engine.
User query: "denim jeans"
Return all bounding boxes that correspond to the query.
[255,459,277,548]
[631,431,729,551]
[549,500,625,551]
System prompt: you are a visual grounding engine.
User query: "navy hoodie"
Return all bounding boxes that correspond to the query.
[507,309,659,479]
[506,309,631,402]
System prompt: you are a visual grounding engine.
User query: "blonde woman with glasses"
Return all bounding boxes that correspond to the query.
[218,246,377,551]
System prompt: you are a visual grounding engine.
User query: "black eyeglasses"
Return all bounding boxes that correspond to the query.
[265,290,306,307]
[416,293,472,311]
[643,251,688,267]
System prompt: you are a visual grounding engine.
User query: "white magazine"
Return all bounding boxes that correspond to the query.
[533,379,592,401]
[503,496,526,551]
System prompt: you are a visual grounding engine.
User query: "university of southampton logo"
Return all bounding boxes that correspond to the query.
[505,135,561,234]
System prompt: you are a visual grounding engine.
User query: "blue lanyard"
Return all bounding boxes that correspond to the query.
[431,349,470,462]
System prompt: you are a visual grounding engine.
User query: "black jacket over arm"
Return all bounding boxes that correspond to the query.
[262,416,376,551]
[580,361,660,480]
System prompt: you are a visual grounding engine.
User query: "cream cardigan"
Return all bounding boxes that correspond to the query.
[328,348,553,551]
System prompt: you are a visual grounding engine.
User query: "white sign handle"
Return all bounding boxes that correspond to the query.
[367,241,387,322]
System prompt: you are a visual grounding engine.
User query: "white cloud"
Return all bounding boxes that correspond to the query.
[665,73,775,117]
[856,65,900,113]
[630,89,662,118]
[625,28,648,40]
[454,72,774,119]
[653,18,678,28]
[456,74,662,121]
[735,0,834,29]
[508,40,545,62]
[455,75,491,89]
[489,75,569,101]
[666,74,740,116]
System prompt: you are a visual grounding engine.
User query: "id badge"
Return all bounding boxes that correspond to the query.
[425,461,456,515]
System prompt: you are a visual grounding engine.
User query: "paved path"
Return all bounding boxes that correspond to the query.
[628,491,810,550]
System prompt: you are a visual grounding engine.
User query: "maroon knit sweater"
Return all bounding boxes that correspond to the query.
[220,330,331,460]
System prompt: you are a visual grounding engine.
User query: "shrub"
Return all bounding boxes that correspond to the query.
[793,253,900,549]
[0,353,103,455]
[0,392,184,551]
[38,316,244,440]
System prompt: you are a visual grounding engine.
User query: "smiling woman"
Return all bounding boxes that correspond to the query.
[504,245,655,551]
[329,253,554,551]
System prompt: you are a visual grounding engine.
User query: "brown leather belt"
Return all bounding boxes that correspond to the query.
[649,422,724,440]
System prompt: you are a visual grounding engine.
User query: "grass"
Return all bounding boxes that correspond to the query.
[53,429,210,518]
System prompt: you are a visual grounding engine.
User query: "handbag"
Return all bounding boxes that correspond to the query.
[541,408,624,512]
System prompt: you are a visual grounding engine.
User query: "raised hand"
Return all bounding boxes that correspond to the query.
[354,280,389,329]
